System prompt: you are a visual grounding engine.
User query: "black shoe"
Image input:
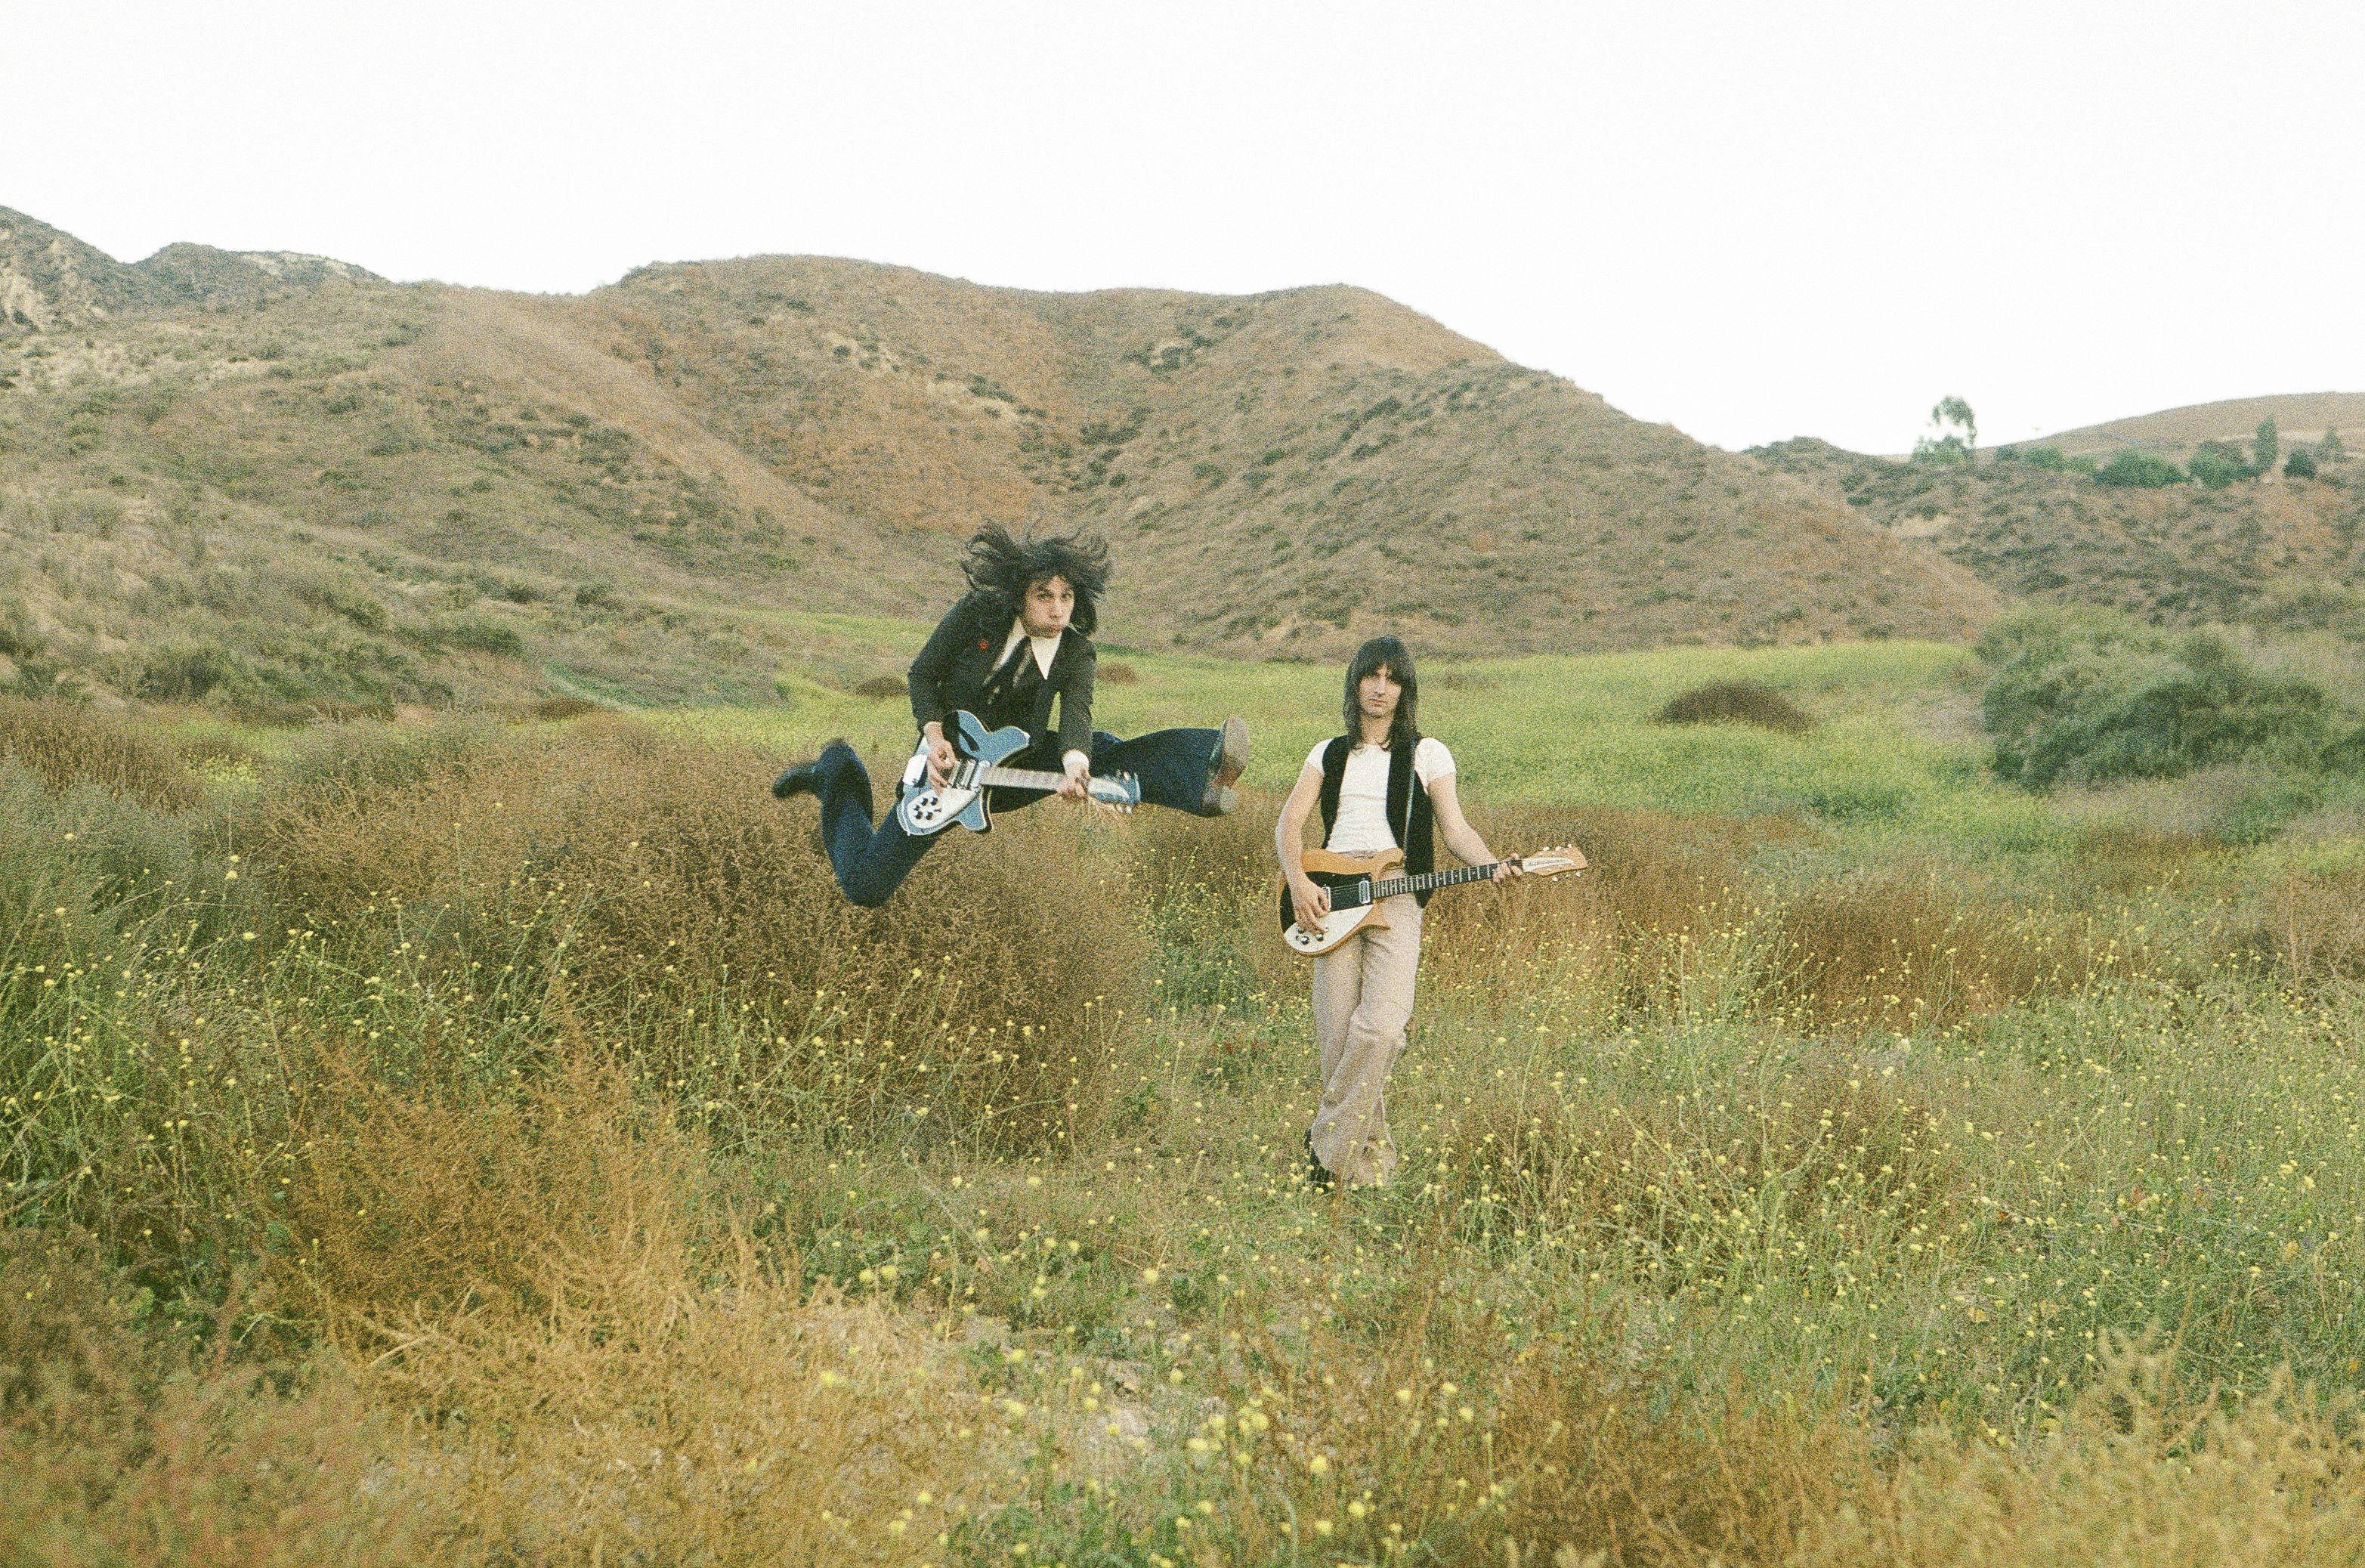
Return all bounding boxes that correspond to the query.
[771,759,824,800]
[1303,1130,1333,1192]
[1202,716,1249,815]
[774,738,855,800]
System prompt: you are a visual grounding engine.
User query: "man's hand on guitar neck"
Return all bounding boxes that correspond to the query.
[1056,749,1093,801]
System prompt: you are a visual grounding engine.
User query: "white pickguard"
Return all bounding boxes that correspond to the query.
[1281,903,1383,957]
[897,746,981,832]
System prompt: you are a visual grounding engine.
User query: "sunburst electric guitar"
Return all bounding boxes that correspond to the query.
[894,709,1141,836]
[1275,843,1587,956]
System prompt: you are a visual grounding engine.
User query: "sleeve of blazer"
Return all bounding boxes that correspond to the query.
[1056,637,1096,759]
[907,598,975,734]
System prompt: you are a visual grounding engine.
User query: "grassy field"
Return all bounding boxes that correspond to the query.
[668,628,2277,876]
[11,638,2365,1564]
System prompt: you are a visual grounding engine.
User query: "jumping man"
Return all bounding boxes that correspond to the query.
[773,525,1249,907]
[1274,636,1523,1189]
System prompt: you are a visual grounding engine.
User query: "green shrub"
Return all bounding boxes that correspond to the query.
[1971,604,2151,668]
[1653,679,1813,734]
[2321,722,2365,775]
[2248,582,2365,636]
[2187,441,2252,490]
[0,603,41,661]
[132,642,251,704]
[1982,626,2333,789]
[2285,447,2318,480]
[2094,450,2184,489]
[289,573,389,632]
[416,618,526,657]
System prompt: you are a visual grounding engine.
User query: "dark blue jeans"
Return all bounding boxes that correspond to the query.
[813,727,1226,908]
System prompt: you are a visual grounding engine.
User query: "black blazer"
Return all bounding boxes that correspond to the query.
[907,593,1096,759]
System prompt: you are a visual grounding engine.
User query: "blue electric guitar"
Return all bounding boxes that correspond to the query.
[893,710,1142,836]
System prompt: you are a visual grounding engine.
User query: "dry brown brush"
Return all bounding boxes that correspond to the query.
[0,694,203,810]
[1162,796,2124,1034]
[250,718,1153,1151]
[6,1051,1018,1567]
[1185,1274,1869,1567]
[1797,1349,2365,1566]
[1765,863,2126,1032]
[2259,864,2365,986]
[1439,1047,1961,1255]
[1,1229,448,1566]
[283,1043,1009,1566]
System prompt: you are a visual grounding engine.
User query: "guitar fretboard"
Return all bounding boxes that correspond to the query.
[969,763,1069,792]
[1367,861,1509,900]
[963,762,1130,805]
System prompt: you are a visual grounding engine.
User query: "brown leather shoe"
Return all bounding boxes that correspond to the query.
[1201,716,1249,815]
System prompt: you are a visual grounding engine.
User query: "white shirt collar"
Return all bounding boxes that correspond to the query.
[998,618,1062,680]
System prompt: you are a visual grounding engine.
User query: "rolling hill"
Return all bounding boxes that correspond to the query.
[2033,391,2365,462]
[2,206,1998,711]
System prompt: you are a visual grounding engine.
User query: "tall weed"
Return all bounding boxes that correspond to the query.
[0,695,202,809]
[252,719,1154,1150]
[0,1231,447,1566]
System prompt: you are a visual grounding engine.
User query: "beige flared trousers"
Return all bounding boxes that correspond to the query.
[1308,893,1424,1187]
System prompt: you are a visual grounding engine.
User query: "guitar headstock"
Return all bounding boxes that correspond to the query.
[1513,843,1587,877]
[1091,772,1142,814]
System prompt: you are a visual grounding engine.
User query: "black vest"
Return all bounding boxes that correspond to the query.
[1316,735,1437,907]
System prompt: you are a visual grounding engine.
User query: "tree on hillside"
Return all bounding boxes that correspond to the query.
[2254,416,2280,476]
[2190,441,2251,490]
[2286,446,2318,480]
[2320,429,2348,464]
[2094,449,2184,489]
[1913,396,1977,465]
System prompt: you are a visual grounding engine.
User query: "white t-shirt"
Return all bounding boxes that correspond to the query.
[1303,737,1455,855]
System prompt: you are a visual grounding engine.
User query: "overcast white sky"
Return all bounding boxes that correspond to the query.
[13,1,2363,452]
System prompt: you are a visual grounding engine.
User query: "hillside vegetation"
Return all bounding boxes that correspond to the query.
[2036,391,2365,462]
[1,206,1994,712]
[1755,433,2365,628]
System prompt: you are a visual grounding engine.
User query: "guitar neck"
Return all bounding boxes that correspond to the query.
[1368,861,1506,900]
[972,763,1069,792]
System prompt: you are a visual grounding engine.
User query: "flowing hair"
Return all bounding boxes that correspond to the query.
[961,524,1111,636]
[1343,635,1420,749]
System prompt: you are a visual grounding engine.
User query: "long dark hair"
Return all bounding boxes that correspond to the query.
[1343,635,1420,750]
[961,524,1111,636]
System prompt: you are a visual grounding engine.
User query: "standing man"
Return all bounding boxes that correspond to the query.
[773,524,1250,907]
[1273,636,1522,1189]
